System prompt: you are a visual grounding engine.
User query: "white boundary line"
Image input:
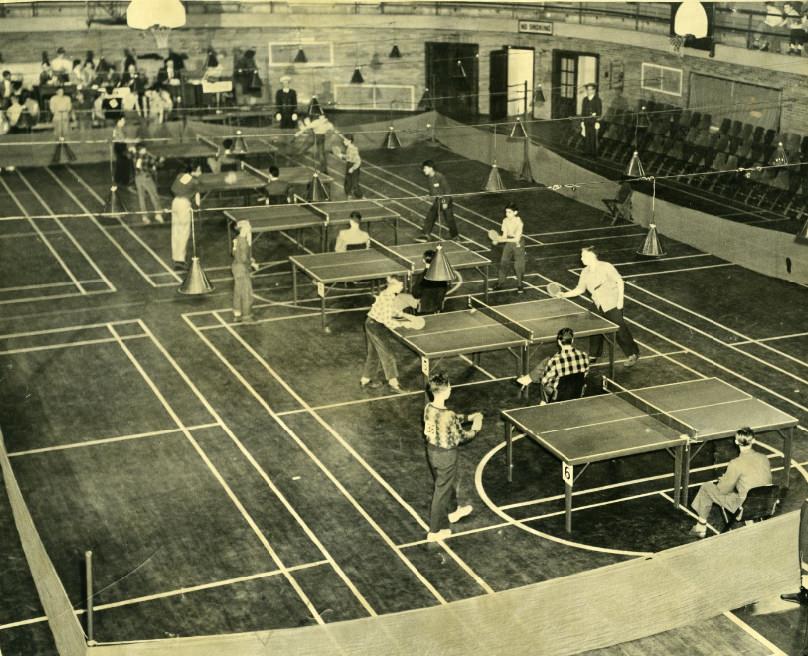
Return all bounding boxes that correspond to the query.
[722,610,788,656]
[107,322,326,626]
[138,320,377,617]
[620,263,734,279]
[18,169,115,293]
[0,174,84,294]
[0,333,147,356]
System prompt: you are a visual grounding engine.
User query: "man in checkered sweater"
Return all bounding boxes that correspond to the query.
[517,327,589,402]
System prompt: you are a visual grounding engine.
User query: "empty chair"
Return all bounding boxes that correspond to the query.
[763,129,776,147]
[698,113,712,131]
[714,133,730,155]
[751,125,765,144]
[739,122,754,143]
[729,120,743,138]
[784,133,802,160]
[689,111,702,129]
[601,181,633,225]
[541,372,587,404]
[719,118,732,134]
[706,151,728,189]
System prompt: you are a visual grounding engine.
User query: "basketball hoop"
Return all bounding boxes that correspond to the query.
[670,35,686,56]
[150,25,171,51]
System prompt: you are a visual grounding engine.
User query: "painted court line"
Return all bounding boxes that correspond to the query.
[620,263,734,279]
[140,320,377,618]
[722,611,788,656]
[9,424,218,457]
[0,320,140,341]
[107,323,326,626]
[0,174,85,294]
[18,169,116,293]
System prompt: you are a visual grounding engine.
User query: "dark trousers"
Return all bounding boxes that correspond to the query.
[422,198,459,239]
[426,445,458,533]
[314,133,327,172]
[496,242,525,286]
[113,143,132,187]
[344,165,362,198]
[589,306,639,359]
[583,121,599,157]
[362,318,399,381]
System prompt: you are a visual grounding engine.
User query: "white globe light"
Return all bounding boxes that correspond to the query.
[127,0,186,30]
[674,0,708,39]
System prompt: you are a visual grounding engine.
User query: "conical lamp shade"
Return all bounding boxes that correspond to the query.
[626,151,645,178]
[637,106,651,129]
[637,223,665,257]
[350,67,364,84]
[307,172,329,201]
[294,47,307,63]
[382,126,401,150]
[484,163,505,192]
[307,95,323,117]
[508,117,528,141]
[533,85,545,104]
[389,44,401,58]
[796,218,808,244]
[231,130,248,155]
[417,87,433,112]
[370,53,382,70]
[178,257,214,295]
[772,142,788,166]
[424,245,457,282]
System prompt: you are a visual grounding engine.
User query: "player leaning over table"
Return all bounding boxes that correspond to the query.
[555,245,639,368]
[689,427,772,538]
[170,162,201,271]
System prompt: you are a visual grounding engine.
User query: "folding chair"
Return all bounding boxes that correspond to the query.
[540,372,587,404]
[720,484,780,532]
[601,181,633,225]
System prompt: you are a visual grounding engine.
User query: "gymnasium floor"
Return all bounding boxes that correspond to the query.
[1,123,807,655]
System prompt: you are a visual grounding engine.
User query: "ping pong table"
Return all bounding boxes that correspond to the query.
[289,240,491,329]
[197,161,333,203]
[224,199,402,254]
[149,134,279,161]
[390,297,619,387]
[501,377,798,532]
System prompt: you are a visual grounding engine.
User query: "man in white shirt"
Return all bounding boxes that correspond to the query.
[555,245,639,367]
[491,202,525,294]
[334,212,370,252]
[51,48,72,78]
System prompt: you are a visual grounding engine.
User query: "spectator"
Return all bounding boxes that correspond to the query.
[51,47,72,78]
[755,1,786,51]
[1,71,13,109]
[6,93,24,132]
[783,1,806,54]
[70,59,84,87]
[39,61,56,86]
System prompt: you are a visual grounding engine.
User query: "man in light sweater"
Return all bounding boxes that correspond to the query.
[555,245,639,367]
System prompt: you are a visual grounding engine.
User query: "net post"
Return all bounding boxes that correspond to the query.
[85,550,94,643]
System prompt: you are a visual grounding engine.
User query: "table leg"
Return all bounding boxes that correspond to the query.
[608,333,615,379]
[673,444,683,507]
[681,442,692,506]
[564,475,573,533]
[783,427,794,488]
[394,217,399,245]
[505,420,513,483]
[321,293,326,331]
[291,263,298,303]
[322,225,328,253]
[483,265,489,302]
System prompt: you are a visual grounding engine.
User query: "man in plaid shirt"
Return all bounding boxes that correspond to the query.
[516,327,589,402]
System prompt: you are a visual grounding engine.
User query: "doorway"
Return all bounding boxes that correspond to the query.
[489,46,535,121]
[425,42,479,119]
[551,51,599,119]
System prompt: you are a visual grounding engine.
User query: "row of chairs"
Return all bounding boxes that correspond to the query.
[567,100,808,221]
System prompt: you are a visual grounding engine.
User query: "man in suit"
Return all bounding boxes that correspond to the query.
[580,82,602,157]
[275,75,298,129]
[689,427,772,538]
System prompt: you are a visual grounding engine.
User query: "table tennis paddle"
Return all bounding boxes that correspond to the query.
[399,314,425,330]
[546,281,563,298]
[487,229,500,244]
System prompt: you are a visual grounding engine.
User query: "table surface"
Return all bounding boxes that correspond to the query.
[289,240,490,283]
[198,166,333,191]
[224,199,400,232]
[501,378,798,466]
[150,138,278,160]
[392,297,617,359]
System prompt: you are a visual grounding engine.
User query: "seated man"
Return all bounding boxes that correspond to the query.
[411,249,449,315]
[206,138,239,174]
[516,327,589,403]
[6,94,24,133]
[690,427,772,538]
[335,211,370,252]
[257,165,291,205]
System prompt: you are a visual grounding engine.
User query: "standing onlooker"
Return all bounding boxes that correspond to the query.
[340,133,363,199]
[134,143,165,225]
[231,220,255,323]
[557,246,640,368]
[422,371,483,542]
[1,71,14,109]
[491,202,525,294]
[783,2,806,54]
[275,75,298,129]
[49,86,72,140]
[417,160,460,242]
[580,83,602,157]
[170,163,201,271]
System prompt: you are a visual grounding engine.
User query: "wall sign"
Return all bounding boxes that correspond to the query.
[518,20,553,35]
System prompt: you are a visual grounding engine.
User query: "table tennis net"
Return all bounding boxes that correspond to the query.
[371,238,415,273]
[606,378,696,438]
[240,160,273,185]
[469,296,534,340]
[0,428,86,656]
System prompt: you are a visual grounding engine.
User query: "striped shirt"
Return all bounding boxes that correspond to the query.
[367,289,399,327]
[423,403,474,449]
[541,345,590,391]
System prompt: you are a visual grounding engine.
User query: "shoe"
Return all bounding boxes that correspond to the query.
[448,505,472,523]
[516,374,532,388]
[688,523,707,538]
[388,382,410,394]
[781,587,808,605]
[242,315,256,324]
[233,313,242,322]
[154,213,165,224]
[426,528,452,542]
[360,380,383,390]
[624,353,639,368]
[516,285,525,294]
[142,215,151,224]
[414,235,429,243]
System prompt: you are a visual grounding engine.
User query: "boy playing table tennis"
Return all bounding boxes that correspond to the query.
[491,202,525,294]
[423,371,484,542]
[334,211,369,252]
[516,327,589,403]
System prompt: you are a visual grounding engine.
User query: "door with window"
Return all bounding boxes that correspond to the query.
[551,51,599,119]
